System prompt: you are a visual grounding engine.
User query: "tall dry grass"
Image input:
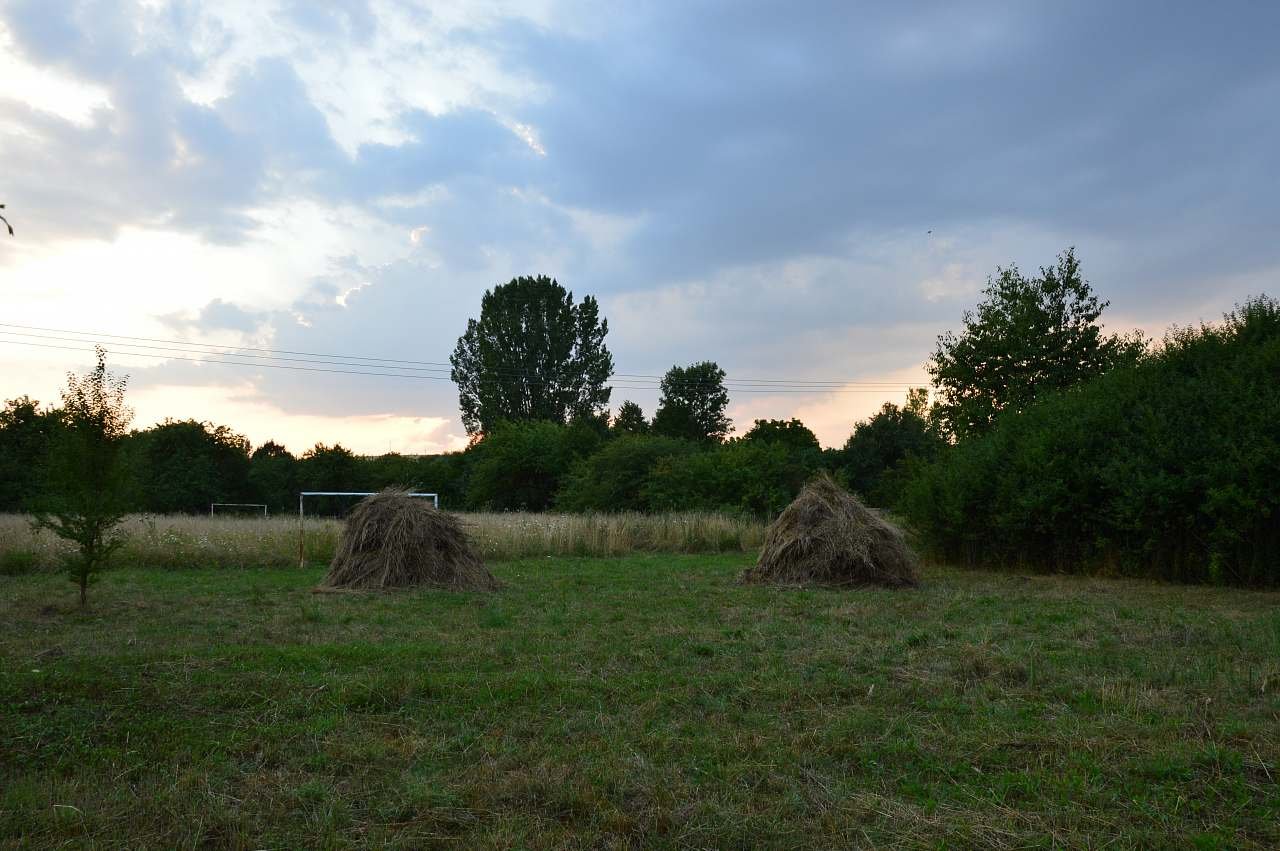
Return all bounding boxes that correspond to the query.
[0,511,764,571]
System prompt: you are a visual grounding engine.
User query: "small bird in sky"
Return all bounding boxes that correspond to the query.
[0,204,12,236]
[926,229,932,235]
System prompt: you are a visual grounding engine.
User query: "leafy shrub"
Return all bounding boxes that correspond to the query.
[740,418,820,452]
[556,435,696,511]
[464,420,603,511]
[643,440,820,517]
[901,296,1280,585]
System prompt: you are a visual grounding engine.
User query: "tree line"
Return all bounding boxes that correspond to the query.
[6,250,1277,589]
[0,392,940,518]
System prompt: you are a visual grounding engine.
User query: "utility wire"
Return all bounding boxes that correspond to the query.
[0,338,918,394]
[0,321,915,388]
[0,321,920,390]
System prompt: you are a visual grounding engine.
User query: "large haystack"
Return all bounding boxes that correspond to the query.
[323,489,498,591]
[742,474,919,588]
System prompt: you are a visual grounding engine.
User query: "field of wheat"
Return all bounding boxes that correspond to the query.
[0,511,765,572]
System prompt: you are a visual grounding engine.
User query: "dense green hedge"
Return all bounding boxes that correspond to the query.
[900,297,1280,585]
[556,435,697,512]
[642,440,821,517]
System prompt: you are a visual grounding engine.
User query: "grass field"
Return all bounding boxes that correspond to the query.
[2,556,1278,848]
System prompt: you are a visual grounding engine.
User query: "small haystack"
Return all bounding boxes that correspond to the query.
[742,474,919,588]
[322,488,498,592]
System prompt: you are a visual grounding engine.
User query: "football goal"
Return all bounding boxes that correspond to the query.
[210,502,268,517]
[296,491,439,567]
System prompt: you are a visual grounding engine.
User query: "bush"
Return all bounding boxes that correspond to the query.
[556,435,696,511]
[464,420,603,511]
[643,440,820,517]
[901,296,1280,585]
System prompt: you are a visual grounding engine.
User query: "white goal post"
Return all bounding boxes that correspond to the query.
[296,491,439,567]
[210,502,268,517]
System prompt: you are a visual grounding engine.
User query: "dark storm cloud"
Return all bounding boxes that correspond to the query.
[512,2,1280,299]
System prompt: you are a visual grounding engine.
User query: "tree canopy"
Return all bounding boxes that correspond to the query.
[0,397,60,511]
[741,418,820,453]
[904,296,1280,585]
[652,361,732,442]
[611,400,649,435]
[928,248,1145,439]
[248,441,298,513]
[450,275,613,435]
[126,419,251,513]
[839,390,943,505]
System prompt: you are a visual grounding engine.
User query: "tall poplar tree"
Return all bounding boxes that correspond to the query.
[450,276,613,435]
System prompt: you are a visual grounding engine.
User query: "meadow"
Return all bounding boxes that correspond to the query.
[0,512,764,572]
[2,553,1278,848]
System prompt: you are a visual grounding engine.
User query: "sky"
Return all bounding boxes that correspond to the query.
[1,1,1277,454]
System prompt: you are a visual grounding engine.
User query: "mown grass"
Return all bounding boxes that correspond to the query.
[2,557,1278,848]
[0,511,764,571]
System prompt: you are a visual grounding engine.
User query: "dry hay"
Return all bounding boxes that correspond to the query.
[322,488,498,592]
[741,473,919,589]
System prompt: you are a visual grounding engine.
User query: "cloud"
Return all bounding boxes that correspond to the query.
[2,0,1278,449]
[161,298,263,334]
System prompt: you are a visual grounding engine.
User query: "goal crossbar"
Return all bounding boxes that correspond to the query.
[210,502,268,517]
[297,490,439,567]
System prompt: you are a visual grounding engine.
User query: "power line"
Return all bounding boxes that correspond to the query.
[0,335,926,394]
[0,321,921,390]
[0,339,455,382]
[0,329,455,375]
[0,338,920,394]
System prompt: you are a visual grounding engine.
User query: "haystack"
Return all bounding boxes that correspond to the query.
[741,474,919,588]
[322,488,498,591]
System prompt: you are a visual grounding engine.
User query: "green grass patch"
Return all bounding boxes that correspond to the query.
[2,557,1278,848]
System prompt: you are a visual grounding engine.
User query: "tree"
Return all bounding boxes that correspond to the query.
[652,361,732,442]
[126,420,251,513]
[405,452,470,507]
[366,452,420,490]
[32,347,132,607]
[248,441,299,513]
[901,295,1280,584]
[740,418,820,453]
[298,443,365,515]
[611,400,649,435]
[0,397,62,511]
[839,391,944,505]
[450,275,614,435]
[928,248,1145,439]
